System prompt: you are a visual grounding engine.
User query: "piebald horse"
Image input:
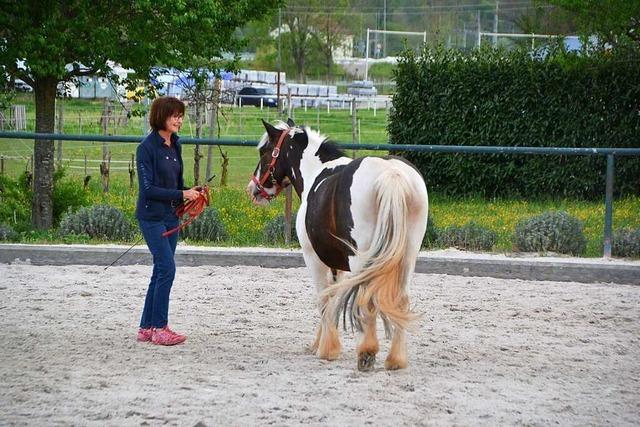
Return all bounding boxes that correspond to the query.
[248,119,428,371]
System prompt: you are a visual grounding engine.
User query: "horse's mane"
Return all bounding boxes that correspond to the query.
[258,122,346,160]
[258,121,303,149]
[318,139,346,159]
[304,126,346,160]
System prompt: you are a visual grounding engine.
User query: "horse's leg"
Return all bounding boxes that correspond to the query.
[303,251,342,360]
[357,302,379,371]
[384,253,418,370]
[385,325,408,370]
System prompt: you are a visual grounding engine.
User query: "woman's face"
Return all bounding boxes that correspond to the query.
[164,113,184,134]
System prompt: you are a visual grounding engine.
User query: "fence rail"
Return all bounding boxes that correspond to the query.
[2,131,640,258]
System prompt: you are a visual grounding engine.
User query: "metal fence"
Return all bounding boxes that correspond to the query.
[1,131,640,258]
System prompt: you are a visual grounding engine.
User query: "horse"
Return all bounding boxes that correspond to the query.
[247,119,428,371]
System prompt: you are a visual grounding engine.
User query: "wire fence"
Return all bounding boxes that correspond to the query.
[0,98,391,195]
[3,131,639,257]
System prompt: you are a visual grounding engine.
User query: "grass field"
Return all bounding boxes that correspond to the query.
[1,94,639,257]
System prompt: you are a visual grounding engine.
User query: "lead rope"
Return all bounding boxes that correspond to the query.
[162,186,210,237]
[105,176,215,270]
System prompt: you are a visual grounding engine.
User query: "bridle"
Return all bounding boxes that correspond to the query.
[252,127,290,201]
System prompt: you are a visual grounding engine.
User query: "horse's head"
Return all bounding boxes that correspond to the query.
[247,118,302,205]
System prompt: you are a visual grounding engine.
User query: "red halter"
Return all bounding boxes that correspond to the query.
[251,127,289,201]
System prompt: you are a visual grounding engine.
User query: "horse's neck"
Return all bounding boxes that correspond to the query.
[298,143,351,200]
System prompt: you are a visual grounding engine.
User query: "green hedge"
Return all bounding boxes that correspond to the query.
[389,44,640,199]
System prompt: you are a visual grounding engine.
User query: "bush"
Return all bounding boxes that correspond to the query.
[179,207,227,242]
[263,213,298,245]
[513,211,586,255]
[1,170,90,232]
[390,44,640,199]
[421,213,438,249]
[0,173,32,231]
[53,168,90,225]
[612,228,640,258]
[59,205,136,240]
[0,223,18,241]
[436,221,496,251]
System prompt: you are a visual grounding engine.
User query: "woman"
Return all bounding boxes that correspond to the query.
[135,96,200,346]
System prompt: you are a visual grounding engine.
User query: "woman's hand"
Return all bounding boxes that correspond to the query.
[182,187,200,201]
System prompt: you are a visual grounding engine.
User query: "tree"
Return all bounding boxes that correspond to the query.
[313,0,355,83]
[543,0,640,46]
[282,1,317,81]
[0,0,281,229]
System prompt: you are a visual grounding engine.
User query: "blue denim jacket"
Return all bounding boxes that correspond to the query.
[135,130,185,220]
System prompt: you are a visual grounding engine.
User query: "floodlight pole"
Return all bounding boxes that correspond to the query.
[365,29,370,81]
[277,7,282,114]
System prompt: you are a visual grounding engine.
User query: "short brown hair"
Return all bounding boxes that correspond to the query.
[149,97,185,131]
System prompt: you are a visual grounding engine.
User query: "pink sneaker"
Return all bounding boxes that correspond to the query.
[137,328,153,342]
[151,326,186,346]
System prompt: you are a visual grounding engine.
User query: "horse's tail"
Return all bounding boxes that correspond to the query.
[324,166,420,336]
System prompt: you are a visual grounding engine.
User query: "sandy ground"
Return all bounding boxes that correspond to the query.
[0,263,638,426]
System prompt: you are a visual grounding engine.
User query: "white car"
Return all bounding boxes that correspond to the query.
[14,79,33,92]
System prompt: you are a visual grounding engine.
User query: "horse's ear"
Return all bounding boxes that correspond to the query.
[286,118,296,127]
[261,119,280,142]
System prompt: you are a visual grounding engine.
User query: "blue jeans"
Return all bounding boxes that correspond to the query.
[138,214,179,329]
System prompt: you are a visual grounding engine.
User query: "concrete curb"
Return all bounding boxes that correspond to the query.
[0,244,638,285]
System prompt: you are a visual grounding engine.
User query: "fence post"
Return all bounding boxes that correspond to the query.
[83,154,90,190]
[56,98,64,169]
[100,152,111,193]
[142,97,149,135]
[129,153,136,191]
[284,186,292,245]
[29,155,34,190]
[287,89,293,119]
[194,94,203,186]
[351,98,357,158]
[101,98,110,192]
[603,154,615,258]
[0,155,4,175]
[206,78,221,182]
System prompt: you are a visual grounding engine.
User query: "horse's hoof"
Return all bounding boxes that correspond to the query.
[384,357,407,370]
[319,350,341,361]
[358,351,376,371]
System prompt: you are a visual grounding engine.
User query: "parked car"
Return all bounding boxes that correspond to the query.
[346,80,377,97]
[237,86,277,107]
[14,79,33,92]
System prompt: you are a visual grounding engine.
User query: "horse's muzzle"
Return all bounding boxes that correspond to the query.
[246,179,271,206]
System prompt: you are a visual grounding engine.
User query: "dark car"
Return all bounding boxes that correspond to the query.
[237,86,277,108]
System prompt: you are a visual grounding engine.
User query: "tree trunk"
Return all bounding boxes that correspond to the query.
[325,49,333,83]
[294,48,306,82]
[32,76,57,230]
